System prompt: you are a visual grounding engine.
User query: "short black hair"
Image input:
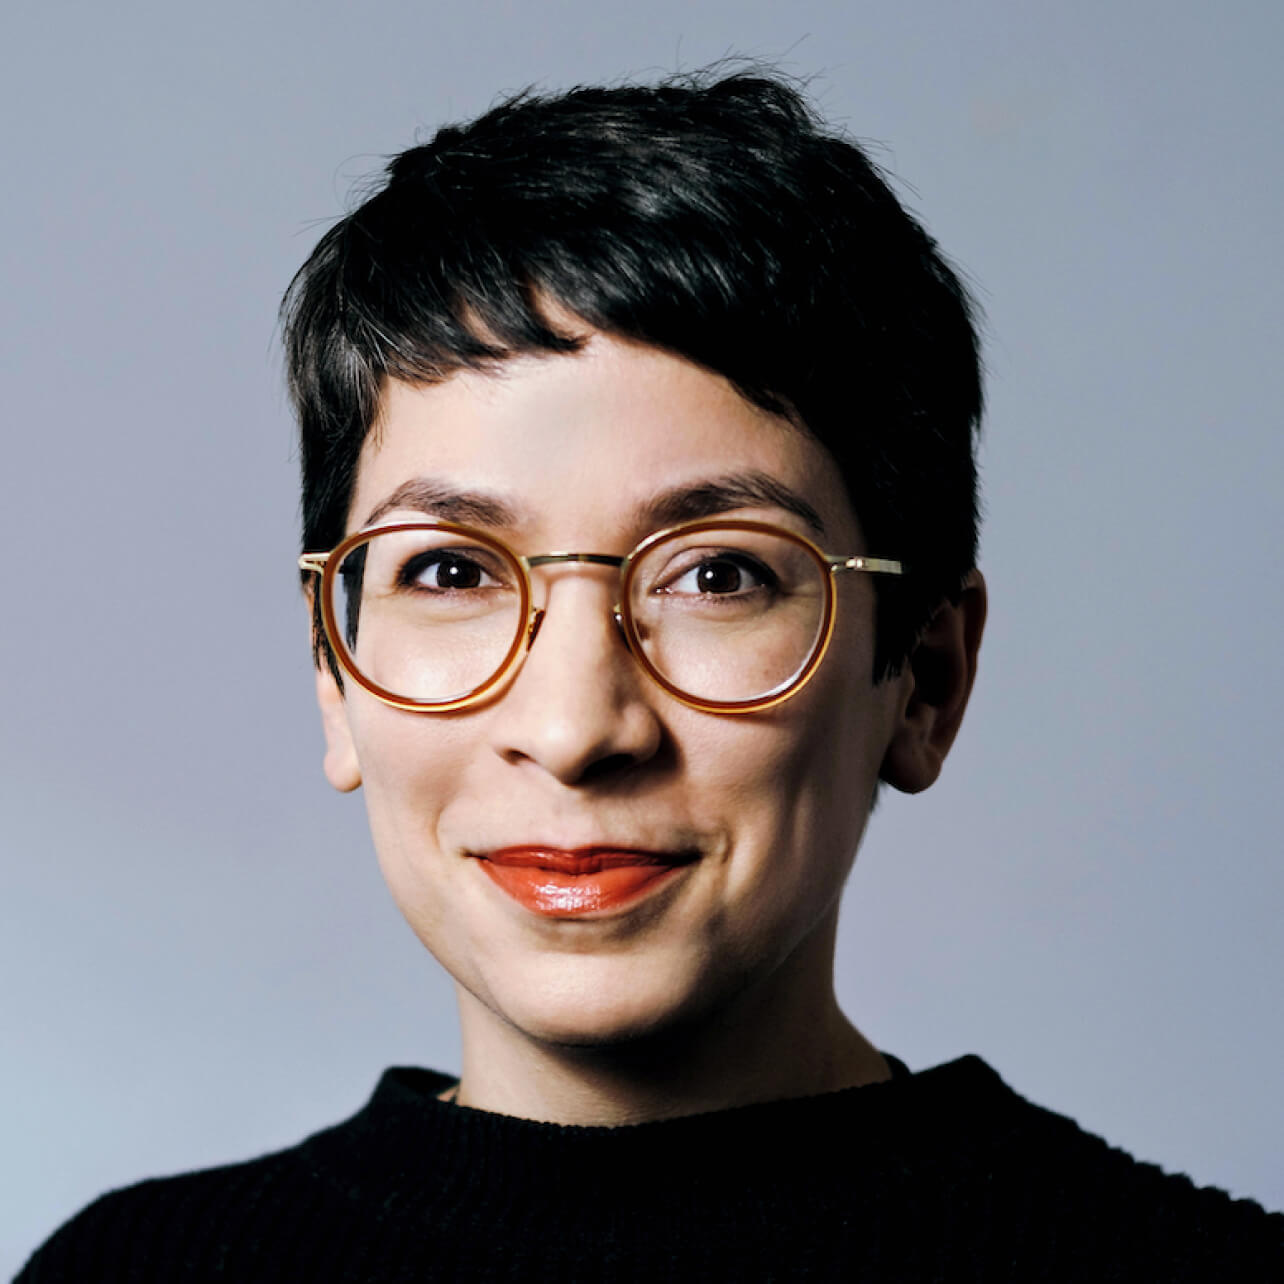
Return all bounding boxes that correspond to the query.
[282,69,983,681]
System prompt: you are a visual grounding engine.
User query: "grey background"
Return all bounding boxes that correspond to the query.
[3,0,1281,1272]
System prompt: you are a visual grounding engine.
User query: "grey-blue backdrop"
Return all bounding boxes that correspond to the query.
[4,0,1281,1273]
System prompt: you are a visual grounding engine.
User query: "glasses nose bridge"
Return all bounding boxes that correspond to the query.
[520,550,630,650]
[524,550,627,572]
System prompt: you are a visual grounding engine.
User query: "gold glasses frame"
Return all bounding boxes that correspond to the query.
[299,518,905,715]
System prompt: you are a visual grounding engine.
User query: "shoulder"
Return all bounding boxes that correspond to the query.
[15,1138,316,1283]
[14,1067,456,1283]
[900,1055,1284,1277]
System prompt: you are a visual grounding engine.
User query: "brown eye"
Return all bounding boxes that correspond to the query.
[696,559,745,594]
[671,553,776,597]
[401,551,489,591]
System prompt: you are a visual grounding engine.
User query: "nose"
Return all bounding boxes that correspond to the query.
[490,576,664,785]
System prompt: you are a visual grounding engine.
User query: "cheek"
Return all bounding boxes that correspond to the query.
[709,626,893,909]
[346,706,493,968]
[345,701,468,862]
[685,672,886,882]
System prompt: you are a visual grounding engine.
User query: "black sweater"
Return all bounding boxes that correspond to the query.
[16,1056,1283,1282]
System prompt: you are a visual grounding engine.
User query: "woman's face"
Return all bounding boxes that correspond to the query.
[316,333,912,1049]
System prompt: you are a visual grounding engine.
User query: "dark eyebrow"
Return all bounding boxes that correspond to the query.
[641,472,826,537]
[361,479,523,529]
[361,471,825,538]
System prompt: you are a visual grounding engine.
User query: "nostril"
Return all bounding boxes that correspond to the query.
[577,749,650,784]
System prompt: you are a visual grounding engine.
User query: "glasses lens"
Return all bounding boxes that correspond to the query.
[627,526,829,704]
[329,527,525,705]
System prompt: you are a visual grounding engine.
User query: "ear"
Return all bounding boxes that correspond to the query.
[315,661,362,792]
[880,570,987,794]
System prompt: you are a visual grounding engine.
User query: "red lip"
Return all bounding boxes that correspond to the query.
[477,846,697,917]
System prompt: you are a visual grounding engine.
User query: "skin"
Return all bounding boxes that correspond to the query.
[314,331,986,1125]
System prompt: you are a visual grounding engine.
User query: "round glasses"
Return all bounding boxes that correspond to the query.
[299,519,904,714]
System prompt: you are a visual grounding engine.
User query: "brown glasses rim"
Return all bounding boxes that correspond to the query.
[316,521,533,713]
[305,517,891,715]
[616,519,838,713]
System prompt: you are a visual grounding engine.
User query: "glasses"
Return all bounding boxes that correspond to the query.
[299,519,904,714]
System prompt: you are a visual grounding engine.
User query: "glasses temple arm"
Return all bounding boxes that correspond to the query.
[828,556,905,576]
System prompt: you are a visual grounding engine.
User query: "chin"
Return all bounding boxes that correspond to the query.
[474,950,729,1051]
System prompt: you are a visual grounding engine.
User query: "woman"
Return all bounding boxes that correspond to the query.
[19,70,1281,1283]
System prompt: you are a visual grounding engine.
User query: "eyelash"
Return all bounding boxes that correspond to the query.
[398,550,505,592]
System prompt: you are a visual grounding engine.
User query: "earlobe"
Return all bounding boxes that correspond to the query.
[880,571,987,794]
[315,664,363,793]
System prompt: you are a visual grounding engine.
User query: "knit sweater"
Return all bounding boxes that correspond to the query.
[16,1056,1283,1282]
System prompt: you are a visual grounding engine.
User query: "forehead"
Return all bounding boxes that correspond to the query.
[350,334,858,545]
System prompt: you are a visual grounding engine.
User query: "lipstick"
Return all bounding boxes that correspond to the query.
[477,847,696,916]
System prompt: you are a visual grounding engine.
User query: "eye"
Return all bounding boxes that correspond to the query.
[398,549,502,592]
[663,552,778,597]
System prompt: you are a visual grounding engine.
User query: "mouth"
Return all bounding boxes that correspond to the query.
[474,846,700,917]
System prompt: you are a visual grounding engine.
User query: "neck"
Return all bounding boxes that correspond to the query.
[450,925,888,1125]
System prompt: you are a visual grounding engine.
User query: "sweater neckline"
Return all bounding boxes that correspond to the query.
[432,1050,913,1109]
[303,1055,1023,1202]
